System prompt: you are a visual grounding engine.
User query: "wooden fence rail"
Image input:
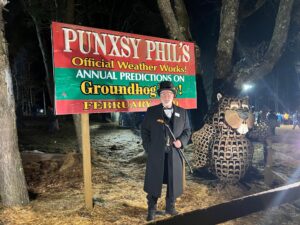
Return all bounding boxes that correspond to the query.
[149,181,300,225]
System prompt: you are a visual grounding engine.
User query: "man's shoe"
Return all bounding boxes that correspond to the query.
[166,197,178,215]
[146,209,156,221]
[165,207,179,216]
[155,210,166,215]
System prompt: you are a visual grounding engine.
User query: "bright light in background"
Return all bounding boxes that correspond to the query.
[242,83,254,92]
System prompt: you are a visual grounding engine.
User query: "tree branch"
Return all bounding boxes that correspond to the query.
[230,0,294,89]
[240,0,267,19]
[215,0,240,79]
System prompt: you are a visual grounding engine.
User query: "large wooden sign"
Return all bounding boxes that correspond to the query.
[51,22,196,115]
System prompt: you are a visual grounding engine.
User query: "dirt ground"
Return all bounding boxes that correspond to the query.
[1,118,300,225]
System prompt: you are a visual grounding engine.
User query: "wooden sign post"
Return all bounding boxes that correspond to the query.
[81,114,93,209]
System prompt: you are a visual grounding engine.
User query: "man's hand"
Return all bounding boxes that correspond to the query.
[173,139,182,148]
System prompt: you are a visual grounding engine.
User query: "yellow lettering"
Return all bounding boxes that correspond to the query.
[80,81,93,94]
[83,101,93,110]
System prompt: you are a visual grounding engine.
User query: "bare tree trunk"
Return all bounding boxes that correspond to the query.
[157,0,186,40]
[30,15,54,105]
[0,0,29,206]
[173,0,193,41]
[173,0,201,74]
[22,0,56,105]
[232,0,294,89]
[73,114,82,153]
[157,0,200,70]
[61,0,83,153]
[215,0,239,79]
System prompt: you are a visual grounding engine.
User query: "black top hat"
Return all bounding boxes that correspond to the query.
[157,81,177,96]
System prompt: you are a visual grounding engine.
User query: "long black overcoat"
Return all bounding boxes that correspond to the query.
[141,104,191,198]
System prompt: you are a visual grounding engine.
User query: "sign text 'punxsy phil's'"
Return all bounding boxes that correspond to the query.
[62,27,191,63]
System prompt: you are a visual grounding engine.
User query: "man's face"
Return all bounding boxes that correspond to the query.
[160,90,174,108]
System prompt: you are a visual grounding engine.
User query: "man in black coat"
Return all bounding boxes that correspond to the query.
[141,81,191,221]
